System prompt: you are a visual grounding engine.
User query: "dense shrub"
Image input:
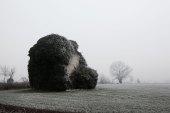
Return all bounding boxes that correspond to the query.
[28,34,98,91]
[69,40,98,89]
[28,34,75,91]
[71,67,98,89]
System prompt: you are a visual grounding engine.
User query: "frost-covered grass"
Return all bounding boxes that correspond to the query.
[0,84,170,113]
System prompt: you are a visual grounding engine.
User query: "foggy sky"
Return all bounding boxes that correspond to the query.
[0,0,170,82]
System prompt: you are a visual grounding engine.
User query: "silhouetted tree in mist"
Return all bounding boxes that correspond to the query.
[137,78,141,83]
[21,77,29,83]
[7,68,15,84]
[0,66,9,83]
[98,74,111,84]
[0,66,15,83]
[110,61,132,84]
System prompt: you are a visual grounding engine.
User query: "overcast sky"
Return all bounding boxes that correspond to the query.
[0,0,170,82]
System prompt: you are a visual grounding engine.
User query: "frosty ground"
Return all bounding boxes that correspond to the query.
[0,84,170,113]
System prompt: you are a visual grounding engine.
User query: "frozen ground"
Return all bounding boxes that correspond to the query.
[0,84,170,113]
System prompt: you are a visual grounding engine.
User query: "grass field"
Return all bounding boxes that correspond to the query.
[0,84,170,113]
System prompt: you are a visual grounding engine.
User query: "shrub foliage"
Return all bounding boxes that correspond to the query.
[71,67,98,89]
[28,34,98,91]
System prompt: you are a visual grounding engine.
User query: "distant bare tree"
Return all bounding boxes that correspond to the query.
[98,74,111,84]
[7,68,15,84]
[10,68,15,77]
[0,66,15,83]
[21,77,29,83]
[137,78,141,83]
[129,76,134,83]
[110,61,132,84]
[0,66,9,83]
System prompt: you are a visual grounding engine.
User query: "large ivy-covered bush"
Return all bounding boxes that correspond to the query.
[28,34,98,91]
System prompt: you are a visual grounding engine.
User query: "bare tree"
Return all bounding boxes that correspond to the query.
[98,74,111,84]
[137,78,141,83]
[7,68,15,84]
[21,77,29,83]
[0,65,9,83]
[0,66,15,83]
[9,68,15,78]
[129,75,134,83]
[110,61,132,84]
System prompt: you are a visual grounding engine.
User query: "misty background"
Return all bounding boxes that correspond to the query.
[0,0,170,83]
